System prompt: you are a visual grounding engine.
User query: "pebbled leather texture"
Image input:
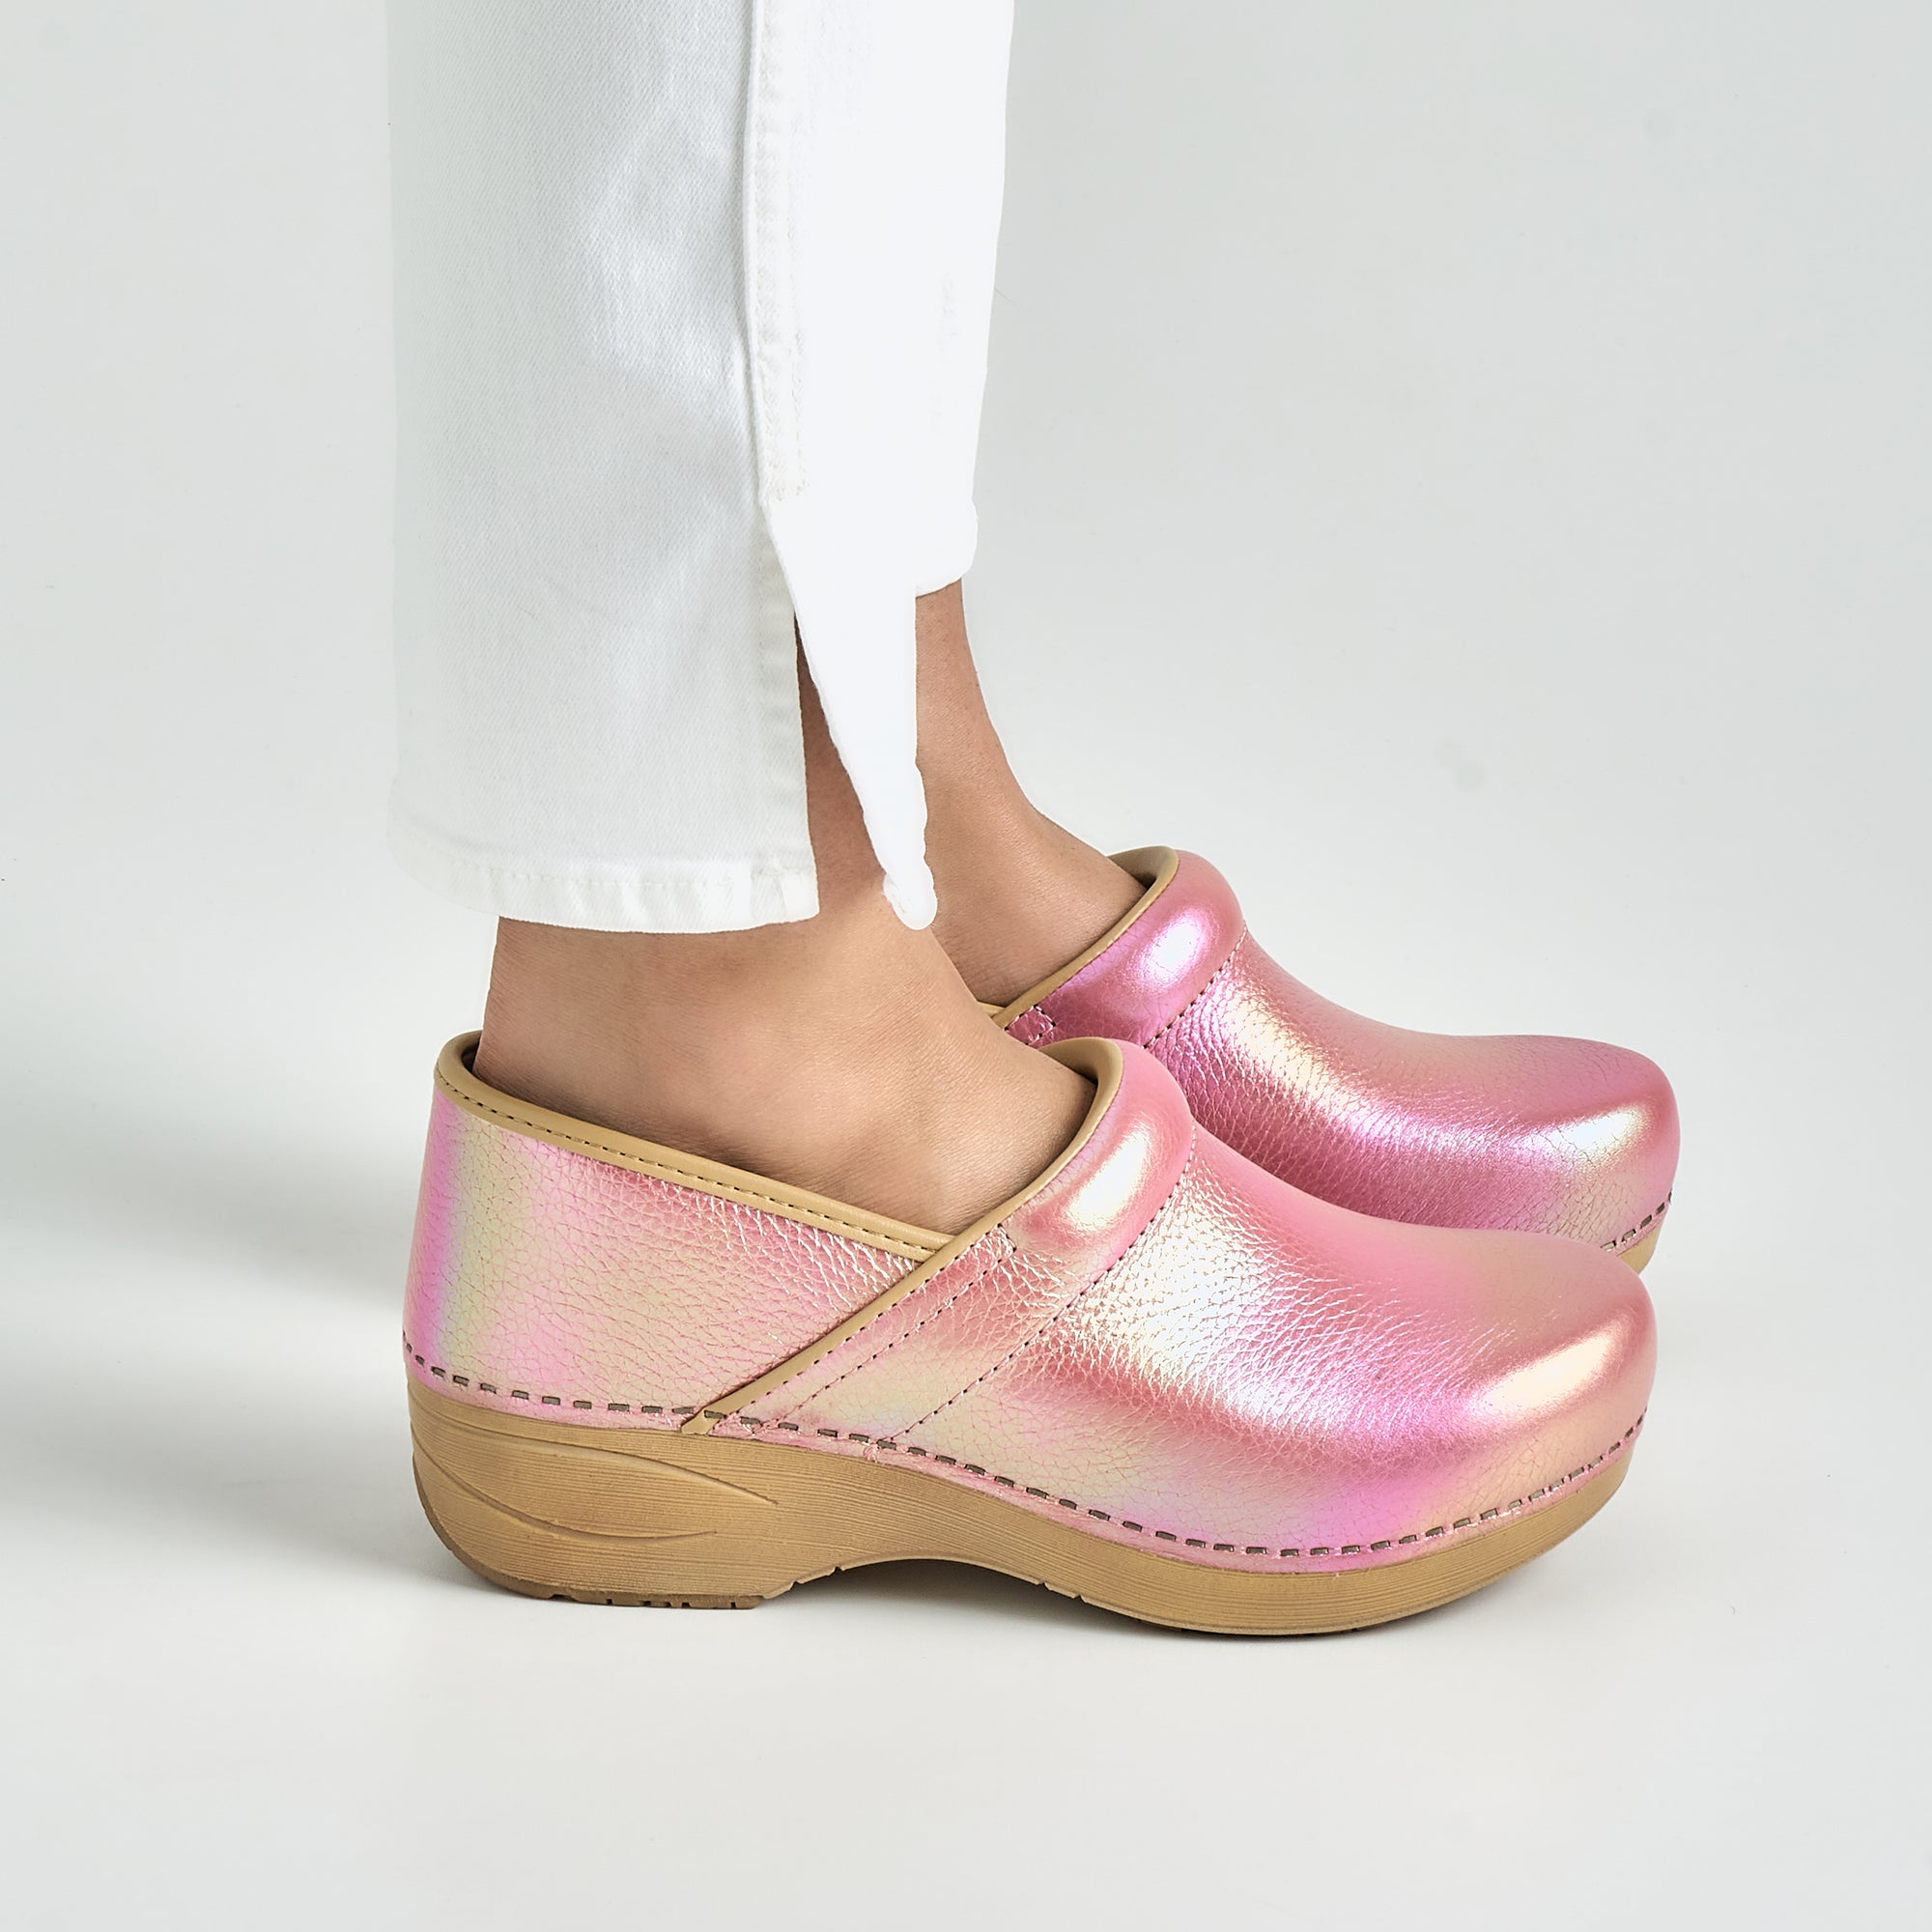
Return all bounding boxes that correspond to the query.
[1007,850,1678,1254]
[706,1044,1654,1571]
[404,1037,1654,1574]
[403,1087,913,1424]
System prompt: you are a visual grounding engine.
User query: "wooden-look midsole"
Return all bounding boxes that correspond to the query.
[408,1381,1633,1634]
[1620,1226,1662,1272]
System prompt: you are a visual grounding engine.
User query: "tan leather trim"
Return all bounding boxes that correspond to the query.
[985,846,1180,1031]
[432,1035,949,1264]
[680,1037,1126,1435]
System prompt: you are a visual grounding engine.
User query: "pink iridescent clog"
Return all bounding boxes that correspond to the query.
[405,1031,1654,1632]
[991,849,1679,1268]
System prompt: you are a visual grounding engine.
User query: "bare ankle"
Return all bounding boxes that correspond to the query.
[915,583,1143,1004]
[472,644,1090,1232]
[924,799,1141,1006]
[473,907,1088,1232]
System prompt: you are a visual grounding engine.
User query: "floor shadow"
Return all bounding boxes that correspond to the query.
[787,1545,1564,1640]
[782,1556,1146,1634]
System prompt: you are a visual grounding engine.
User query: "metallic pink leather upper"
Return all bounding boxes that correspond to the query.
[407,1039,1654,1575]
[1007,851,1678,1255]
[404,1085,910,1425]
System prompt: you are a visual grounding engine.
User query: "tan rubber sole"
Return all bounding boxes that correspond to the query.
[410,1381,1633,1634]
[1621,1227,1662,1272]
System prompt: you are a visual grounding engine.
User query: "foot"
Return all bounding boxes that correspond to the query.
[473,906,1088,1236]
[471,644,1092,1235]
[915,582,1144,1003]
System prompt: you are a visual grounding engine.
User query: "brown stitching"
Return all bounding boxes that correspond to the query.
[1603,1191,1674,1253]
[402,1327,1641,1557]
[894,1147,1195,1441]
[704,1018,1168,1432]
[1030,967,1668,1263]
[701,1411,1641,1556]
[1144,929,1248,1050]
[402,1332,688,1422]
[1025,928,1248,1055]
[752,1233,1015,1422]
[434,1066,939,1257]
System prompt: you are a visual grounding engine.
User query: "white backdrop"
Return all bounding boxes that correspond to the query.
[3,5,1927,1926]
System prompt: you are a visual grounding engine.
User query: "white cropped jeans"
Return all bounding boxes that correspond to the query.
[386,2,1012,932]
